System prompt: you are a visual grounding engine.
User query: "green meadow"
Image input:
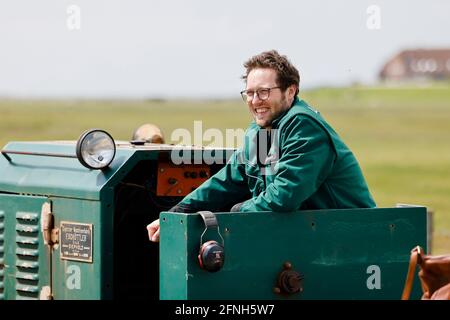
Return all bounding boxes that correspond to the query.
[1,85,449,253]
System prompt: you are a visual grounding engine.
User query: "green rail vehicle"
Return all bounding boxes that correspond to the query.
[0,128,427,300]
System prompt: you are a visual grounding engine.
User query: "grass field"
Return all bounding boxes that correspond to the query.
[1,85,449,253]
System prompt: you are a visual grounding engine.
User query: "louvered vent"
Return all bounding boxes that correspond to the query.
[0,210,4,300]
[15,211,40,300]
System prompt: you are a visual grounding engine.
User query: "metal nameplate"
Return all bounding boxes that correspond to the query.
[60,221,93,263]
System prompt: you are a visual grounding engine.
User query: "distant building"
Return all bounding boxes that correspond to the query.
[379,49,450,81]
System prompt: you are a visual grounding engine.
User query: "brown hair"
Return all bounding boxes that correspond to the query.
[242,50,300,95]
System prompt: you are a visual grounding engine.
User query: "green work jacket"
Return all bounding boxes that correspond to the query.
[177,97,376,212]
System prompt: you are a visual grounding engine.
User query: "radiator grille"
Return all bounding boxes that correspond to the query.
[15,211,40,300]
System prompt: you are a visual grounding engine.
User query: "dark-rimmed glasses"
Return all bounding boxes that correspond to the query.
[240,87,281,101]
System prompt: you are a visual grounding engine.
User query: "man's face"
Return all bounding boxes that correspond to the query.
[245,68,294,128]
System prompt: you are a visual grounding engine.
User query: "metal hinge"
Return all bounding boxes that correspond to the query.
[41,202,59,246]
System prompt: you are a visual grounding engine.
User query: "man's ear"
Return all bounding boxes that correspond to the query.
[287,85,297,100]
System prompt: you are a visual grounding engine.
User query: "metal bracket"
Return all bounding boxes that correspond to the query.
[41,202,59,246]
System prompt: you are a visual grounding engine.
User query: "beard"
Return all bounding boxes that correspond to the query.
[252,92,292,128]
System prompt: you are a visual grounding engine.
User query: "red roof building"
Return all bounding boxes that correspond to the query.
[379,49,450,81]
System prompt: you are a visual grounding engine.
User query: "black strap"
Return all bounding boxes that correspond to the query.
[198,211,218,229]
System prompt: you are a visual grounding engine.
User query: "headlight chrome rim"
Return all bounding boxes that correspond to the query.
[76,129,116,170]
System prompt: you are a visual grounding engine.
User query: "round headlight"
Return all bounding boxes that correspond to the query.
[76,129,116,170]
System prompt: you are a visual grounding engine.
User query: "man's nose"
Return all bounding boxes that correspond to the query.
[251,93,262,104]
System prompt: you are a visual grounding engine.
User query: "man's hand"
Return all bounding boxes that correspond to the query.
[147,219,160,242]
[230,201,245,212]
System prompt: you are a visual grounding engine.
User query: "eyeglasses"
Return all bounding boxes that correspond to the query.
[240,86,281,101]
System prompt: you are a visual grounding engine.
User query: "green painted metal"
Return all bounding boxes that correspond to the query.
[0,142,137,200]
[0,139,428,300]
[159,214,189,300]
[50,197,111,299]
[0,194,50,300]
[0,139,233,300]
[0,142,232,201]
[160,207,427,300]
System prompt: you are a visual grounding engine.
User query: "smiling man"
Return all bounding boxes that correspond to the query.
[148,50,375,242]
[243,61,297,129]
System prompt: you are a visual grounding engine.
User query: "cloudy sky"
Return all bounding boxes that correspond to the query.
[0,0,449,98]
